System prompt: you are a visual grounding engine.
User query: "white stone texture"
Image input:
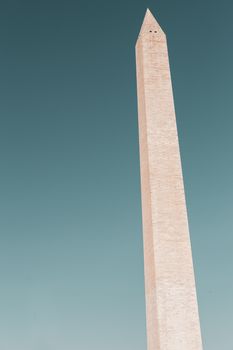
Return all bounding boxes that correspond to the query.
[135,9,203,350]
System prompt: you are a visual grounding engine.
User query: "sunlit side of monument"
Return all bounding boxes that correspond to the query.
[135,9,203,350]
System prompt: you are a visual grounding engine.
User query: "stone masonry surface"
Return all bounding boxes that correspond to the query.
[135,9,203,350]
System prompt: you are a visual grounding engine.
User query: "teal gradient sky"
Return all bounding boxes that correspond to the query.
[0,0,232,349]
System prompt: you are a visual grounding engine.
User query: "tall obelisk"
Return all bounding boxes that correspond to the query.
[136,9,203,350]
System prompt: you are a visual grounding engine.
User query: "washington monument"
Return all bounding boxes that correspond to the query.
[135,9,203,350]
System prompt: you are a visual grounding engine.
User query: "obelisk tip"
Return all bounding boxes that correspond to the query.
[136,8,165,43]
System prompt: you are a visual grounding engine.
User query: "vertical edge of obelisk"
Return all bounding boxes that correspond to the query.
[135,37,161,350]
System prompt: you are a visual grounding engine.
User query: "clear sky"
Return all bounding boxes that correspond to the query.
[0,0,232,349]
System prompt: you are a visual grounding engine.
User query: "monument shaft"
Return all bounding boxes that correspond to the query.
[136,10,203,350]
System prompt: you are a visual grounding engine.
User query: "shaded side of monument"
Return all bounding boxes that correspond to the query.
[135,9,203,350]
